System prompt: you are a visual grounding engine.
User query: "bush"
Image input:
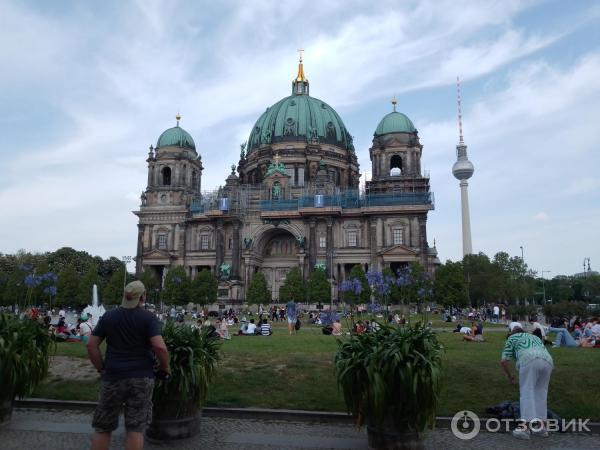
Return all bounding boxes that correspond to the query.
[152,322,220,419]
[334,323,443,433]
[543,301,590,320]
[507,304,538,321]
[0,314,53,421]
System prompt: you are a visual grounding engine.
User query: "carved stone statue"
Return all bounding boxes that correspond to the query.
[296,235,305,249]
[239,141,246,159]
[243,237,253,249]
[140,191,147,205]
[219,263,231,281]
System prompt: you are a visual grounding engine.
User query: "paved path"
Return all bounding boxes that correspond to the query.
[1,408,598,450]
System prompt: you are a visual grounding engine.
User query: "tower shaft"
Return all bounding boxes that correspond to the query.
[460,180,473,256]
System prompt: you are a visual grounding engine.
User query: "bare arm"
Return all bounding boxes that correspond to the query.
[500,360,516,385]
[150,335,171,374]
[87,335,104,373]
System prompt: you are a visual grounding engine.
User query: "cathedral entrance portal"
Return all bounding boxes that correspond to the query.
[259,230,300,301]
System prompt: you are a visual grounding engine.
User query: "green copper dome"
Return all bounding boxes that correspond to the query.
[156,125,196,150]
[247,94,354,153]
[374,111,417,136]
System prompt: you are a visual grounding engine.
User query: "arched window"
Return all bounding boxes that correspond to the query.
[192,171,198,190]
[162,167,171,186]
[390,155,402,176]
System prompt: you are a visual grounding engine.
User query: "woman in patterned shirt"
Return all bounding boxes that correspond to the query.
[500,322,554,440]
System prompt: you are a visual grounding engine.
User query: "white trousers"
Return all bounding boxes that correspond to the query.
[519,358,553,422]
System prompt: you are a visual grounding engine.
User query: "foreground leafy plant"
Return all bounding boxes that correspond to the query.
[0,313,53,421]
[334,323,443,433]
[152,322,220,418]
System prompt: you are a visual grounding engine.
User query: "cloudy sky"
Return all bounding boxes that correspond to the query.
[1,0,599,276]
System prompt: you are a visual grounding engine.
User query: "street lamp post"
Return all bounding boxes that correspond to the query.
[541,270,551,304]
[122,256,132,291]
[520,246,524,262]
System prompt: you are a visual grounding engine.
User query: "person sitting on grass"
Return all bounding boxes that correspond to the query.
[244,318,258,335]
[332,319,343,336]
[463,321,485,342]
[548,326,596,348]
[260,318,272,336]
[353,320,366,334]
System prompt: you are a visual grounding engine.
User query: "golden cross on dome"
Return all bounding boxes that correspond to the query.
[298,48,304,62]
[391,97,397,112]
[176,112,181,126]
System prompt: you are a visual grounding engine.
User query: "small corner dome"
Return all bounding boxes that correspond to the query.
[374,111,417,136]
[156,125,196,151]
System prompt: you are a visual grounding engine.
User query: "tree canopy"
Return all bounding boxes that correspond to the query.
[247,272,270,305]
[279,267,305,302]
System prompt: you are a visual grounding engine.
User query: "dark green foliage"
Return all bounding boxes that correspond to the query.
[507,304,538,321]
[344,265,370,305]
[153,322,220,418]
[77,266,99,307]
[102,267,126,305]
[56,265,79,306]
[334,323,443,432]
[307,268,331,304]
[190,269,218,305]
[163,267,190,305]
[0,314,53,420]
[246,272,270,305]
[279,267,305,302]
[543,301,591,319]
[137,269,160,298]
[433,260,468,308]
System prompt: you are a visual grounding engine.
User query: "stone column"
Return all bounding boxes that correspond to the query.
[326,218,333,278]
[232,221,241,279]
[418,215,428,270]
[149,225,154,250]
[369,217,378,271]
[308,219,317,271]
[147,164,152,187]
[136,224,144,275]
[174,224,180,253]
[215,220,224,270]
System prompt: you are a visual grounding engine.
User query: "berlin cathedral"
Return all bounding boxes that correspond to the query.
[134,55,439,302]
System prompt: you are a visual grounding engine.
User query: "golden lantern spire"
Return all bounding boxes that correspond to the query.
[292,49,309,95]
[391,96,397,112]
[295,48,307,82]
[176,112,181,126]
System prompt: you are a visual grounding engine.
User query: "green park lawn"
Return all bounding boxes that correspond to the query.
[34,322,600,421]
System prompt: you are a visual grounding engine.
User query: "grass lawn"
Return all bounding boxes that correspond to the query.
[35,322,600,420]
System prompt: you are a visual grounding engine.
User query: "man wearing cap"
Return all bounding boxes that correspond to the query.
[87,280,170,450]
[500,322,553,440]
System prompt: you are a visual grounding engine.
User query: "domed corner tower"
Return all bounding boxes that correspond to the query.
[134,115,203,278]
[367,99,429,195]
[238,54,360,190]
[366,99,437,272]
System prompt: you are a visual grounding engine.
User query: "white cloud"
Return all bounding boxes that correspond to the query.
[0,0,598,276]
[534,212,549,221]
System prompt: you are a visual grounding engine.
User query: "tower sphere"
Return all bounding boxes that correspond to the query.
[452,158,474,180]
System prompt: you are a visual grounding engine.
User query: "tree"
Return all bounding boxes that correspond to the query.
[383,267,402,305]
[190,269,217,305]
[342,265,370,305]
[103,267,126,305]
[433,260,468,308]
[56,265,80,307]
[77,266,99,307]
[246,272,270,305]
[307,268,331,304]
[279,267,305,302]
[138,269,160,303]
[163,267,191,305]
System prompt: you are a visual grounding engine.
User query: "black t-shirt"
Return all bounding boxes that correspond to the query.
[92,307,161,381]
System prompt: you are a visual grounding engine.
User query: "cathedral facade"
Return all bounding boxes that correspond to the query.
[134,57,439,302]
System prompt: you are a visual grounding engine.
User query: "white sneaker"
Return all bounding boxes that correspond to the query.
[531,429,549,437]
[512,429,530,440]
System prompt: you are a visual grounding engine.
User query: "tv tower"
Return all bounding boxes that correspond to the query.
[452,77,474,256]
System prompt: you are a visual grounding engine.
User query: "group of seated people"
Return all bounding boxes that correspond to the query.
[237,318,273,336]
[453,321,485,342]
[546,316,599,348]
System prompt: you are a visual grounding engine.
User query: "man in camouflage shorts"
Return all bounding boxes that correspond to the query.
[87,281,170,450]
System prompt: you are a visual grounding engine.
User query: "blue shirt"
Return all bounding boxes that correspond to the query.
[92,307,161,381]
[286,301,296,318]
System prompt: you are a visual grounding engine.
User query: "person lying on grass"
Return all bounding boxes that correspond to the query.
[463,321,485,342]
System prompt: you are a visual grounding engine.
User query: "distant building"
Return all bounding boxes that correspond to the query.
[134,56,439,302]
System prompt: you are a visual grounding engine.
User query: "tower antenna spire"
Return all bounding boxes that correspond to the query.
[391,96,397,112]
[457,76,464,144]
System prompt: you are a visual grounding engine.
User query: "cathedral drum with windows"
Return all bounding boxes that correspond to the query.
[134,57,439,302]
